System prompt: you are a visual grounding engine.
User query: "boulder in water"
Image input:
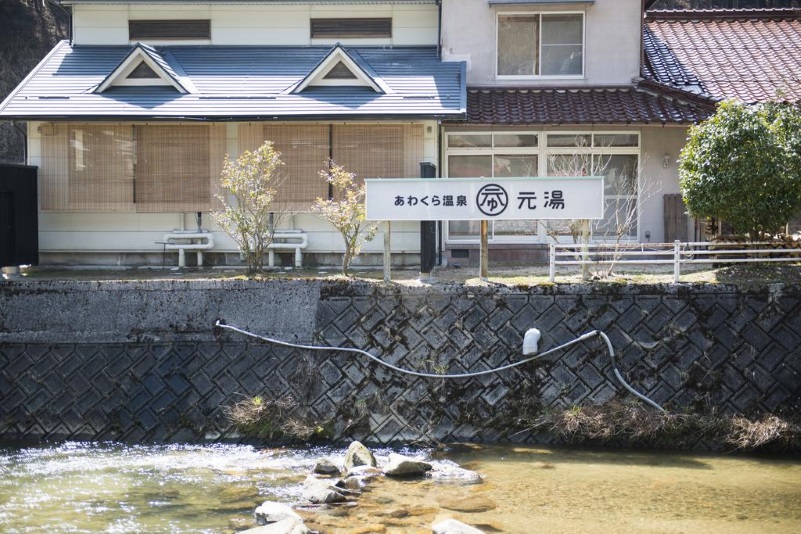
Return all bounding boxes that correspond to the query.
[382,453,433,477]
[254,501,302,525]
[344,441,377,469]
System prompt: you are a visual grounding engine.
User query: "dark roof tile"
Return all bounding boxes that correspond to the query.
[462,86,712,125]
[644,10,801,104]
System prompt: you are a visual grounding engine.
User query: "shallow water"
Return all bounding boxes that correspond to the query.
[0,441,799,533]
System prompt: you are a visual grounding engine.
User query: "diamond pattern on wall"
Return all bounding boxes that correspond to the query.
[1,284,800,448]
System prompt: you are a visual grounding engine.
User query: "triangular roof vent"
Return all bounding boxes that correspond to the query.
[95,43,188,93]
[291,44,388,93]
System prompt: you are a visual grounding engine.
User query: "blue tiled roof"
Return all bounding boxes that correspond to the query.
[0,41,466,121]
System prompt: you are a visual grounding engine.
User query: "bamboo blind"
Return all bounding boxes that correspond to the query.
[331,124,423,184]
[135,124,224,213]
[239,123,423,212]
[39,123,224,213]
[239,124,330,212]
[41,124,135,212]
[39,122,423,213]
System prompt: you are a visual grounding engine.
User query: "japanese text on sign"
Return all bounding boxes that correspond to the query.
[365,177,604,221]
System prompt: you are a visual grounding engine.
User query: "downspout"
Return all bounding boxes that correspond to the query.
[436,0,442,59]
[436,0,443,262]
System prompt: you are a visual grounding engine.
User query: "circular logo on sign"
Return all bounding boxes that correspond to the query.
[476,183,508,217]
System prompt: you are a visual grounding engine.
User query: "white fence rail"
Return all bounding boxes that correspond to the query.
[549,240,801,283]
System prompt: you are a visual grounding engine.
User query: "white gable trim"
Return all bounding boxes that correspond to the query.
[95,46,188,94]
[292,45,384,94]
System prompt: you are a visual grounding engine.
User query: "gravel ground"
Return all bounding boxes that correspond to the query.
[7,261,801,287]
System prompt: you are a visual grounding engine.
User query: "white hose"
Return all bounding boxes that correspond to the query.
[214,321,665,412]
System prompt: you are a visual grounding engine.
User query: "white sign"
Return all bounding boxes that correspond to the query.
[365,177,604,221]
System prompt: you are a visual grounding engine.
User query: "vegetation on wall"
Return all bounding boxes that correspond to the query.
[678,100,801,240]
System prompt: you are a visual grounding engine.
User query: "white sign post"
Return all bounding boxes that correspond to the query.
[365,177,604,280]
[365,177,604,221]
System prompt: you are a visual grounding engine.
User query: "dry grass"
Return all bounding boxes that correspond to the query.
[225,394,328,442]
[546,402,800,451]
[728,415,801,450]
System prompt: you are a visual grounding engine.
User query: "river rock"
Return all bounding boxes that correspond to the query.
[432,518,485,534]
[382,453,433,477]
[240,517,311,534]
[313,457,341,476]
[344,441,377,469]
[436,494,497,513]
[345,464,383,479]
[428,462,483,485]
[254,501,302,525]
[302,475,351,504]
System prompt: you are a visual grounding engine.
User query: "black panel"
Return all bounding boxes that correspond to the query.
[310,18,392,38]
[420,162,437,273]
[0,164,38,267]
[129,20,211,40]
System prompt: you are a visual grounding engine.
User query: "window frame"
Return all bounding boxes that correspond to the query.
[443,130,640,244]
[495,11,586,80]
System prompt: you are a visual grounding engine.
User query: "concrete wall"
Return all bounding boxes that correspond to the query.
[440,0,641,86]
[1,279,798,447]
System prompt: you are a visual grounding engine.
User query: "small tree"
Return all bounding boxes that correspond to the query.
[212,141,284,274]
[312,160,378,276]
[679,100,801,241]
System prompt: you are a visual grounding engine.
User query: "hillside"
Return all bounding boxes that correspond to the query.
[0,0,68,163]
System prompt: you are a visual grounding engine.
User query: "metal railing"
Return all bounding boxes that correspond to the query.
[549,240,801,283]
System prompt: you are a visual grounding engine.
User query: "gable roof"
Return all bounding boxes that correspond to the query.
[95,42,189,93]
[461,86,713,126]
[289,44,389,94]
[0,41,465,121]
[644,9,801,104]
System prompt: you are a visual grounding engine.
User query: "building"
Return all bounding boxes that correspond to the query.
[1,0,798,269]
[0,0,463,267]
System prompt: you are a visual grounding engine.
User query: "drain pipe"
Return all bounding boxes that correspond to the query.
[214,321,665,412]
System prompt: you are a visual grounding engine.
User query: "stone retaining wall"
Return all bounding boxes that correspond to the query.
[1,279,799,447]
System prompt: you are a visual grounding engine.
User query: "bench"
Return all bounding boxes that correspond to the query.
[268,230,308,268]
[162,231,215,267]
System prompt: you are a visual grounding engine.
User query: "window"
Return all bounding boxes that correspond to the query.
[444,131,639,243]
[40,124,224,212]
[497,13,583,77]
[129,20,211,41]
[446,132,540,242]
[311,18,392,39]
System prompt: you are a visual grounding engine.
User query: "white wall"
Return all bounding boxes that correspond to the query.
[440,0,641,86]
[71,3,438,46]
[29,120,436,259]
[640,125,693,243]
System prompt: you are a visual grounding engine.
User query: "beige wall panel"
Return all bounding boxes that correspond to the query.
[73,27,128,45]
[72,9,128,28]
[392,27,438,46]
[640,126,690,243]
[213,28,307,46]
[440,0,641,85]
[129,6,212,18]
